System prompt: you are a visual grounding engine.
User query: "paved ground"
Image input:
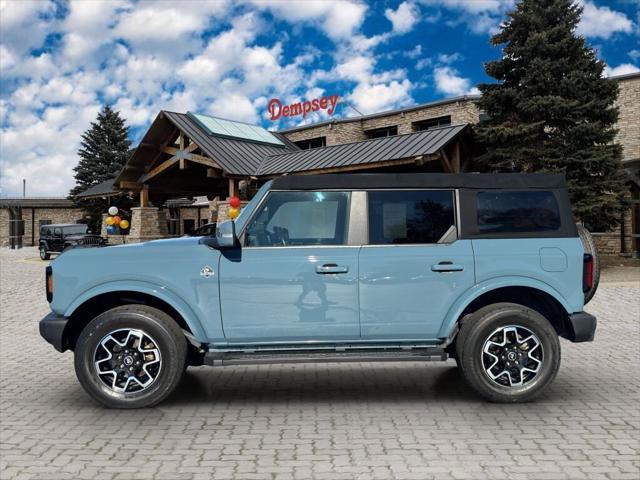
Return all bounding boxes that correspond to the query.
[1,247,638,480]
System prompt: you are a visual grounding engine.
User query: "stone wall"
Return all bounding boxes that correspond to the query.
[283,98,480,146]
[0,209,9,247]
[127,207,169,243]
[0,207,85,247]
[616,74,640,163]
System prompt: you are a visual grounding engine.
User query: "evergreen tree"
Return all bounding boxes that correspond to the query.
[475,0,627,229]
[70,105,132,230]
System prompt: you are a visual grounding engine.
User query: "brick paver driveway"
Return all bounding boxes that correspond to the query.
[1,247,639,480]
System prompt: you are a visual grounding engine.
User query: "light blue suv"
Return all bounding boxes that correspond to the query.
[40,173,598,408]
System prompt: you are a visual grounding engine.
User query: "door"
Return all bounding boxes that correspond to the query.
[52,227,64,251]
[359,190,475,340]
[218,190,360,343]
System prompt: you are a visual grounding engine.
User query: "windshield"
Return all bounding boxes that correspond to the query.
[63,225,89,235]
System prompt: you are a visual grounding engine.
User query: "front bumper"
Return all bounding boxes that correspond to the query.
[39,312,69,352]
[565,311,597,342]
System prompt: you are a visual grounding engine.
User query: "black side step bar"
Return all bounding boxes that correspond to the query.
[204,347,447,367]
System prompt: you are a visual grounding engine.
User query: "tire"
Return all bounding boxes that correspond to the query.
[74,305,187,409]
[577,224,600,304]
[39,245,50,260]
[456,303,560,403]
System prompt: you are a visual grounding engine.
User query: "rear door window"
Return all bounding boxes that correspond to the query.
[367,190,455,244]
[476,191,561,233]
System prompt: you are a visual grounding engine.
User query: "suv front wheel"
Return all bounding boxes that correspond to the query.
[456,303,560,403]
[74,305,187,408]
[39,245,50,260]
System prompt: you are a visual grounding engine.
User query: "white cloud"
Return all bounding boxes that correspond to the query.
[629,50,640,61]
[604,63,640,77]
[349,79,413,114]
[0,0,56,54]
[385,2,420,34]
[577,1,634,39]
[419,0,514,35]
[433,66,478,96]
[249,0,367,41]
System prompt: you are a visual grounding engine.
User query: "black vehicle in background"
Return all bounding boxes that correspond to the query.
[39,224,106,260]
[189,222,216,237]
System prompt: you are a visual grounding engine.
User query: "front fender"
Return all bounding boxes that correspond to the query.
[63,280,209,343]
[437,276,573,339]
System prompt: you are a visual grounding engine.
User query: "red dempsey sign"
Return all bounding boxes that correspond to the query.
[268,95,339,121]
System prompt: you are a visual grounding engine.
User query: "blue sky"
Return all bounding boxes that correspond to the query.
[1,0,638,197]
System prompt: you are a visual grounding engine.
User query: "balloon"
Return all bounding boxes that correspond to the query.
[108,206,118,216]
[106,225,117,234]
[229,196,241,208]
[119,219,129,229]
[113,216,121,225]
[228,207,240,219]
[105,216,115,225]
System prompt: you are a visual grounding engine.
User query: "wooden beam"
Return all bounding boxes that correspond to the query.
[440,148,454,173]
[140,186,149,207]
[452,142,461,173]
[179,158,188,170]
[160,146,179,155]
[187,142,198,153]
[179,132,185,150]
[183,153,221,169]
[139,156,179,183]
[119,180,142,190]
[228,178,237,197]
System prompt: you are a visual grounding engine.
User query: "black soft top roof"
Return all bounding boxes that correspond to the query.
[270,173,567,191]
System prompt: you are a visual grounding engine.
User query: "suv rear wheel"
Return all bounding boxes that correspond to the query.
[456,303,560,403]
[74,305,187,408]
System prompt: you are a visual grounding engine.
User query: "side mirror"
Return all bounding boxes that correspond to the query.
[215,220,238,248]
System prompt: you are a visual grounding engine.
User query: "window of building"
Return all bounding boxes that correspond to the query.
[245,191,350,247]
[294,136,326,150]
[476,191,561,234]
[183,219,195,235]
[412,115,452,131]
[368,190,455,245]
[365,126,398,139]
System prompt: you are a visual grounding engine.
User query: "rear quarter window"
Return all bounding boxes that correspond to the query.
[477,191,561,233]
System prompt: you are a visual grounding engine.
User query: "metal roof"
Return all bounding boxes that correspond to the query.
[257,124,469,176]
[0,198,76,208]
[280,95,480,133]
[75,179,118,199]
[163,111,292,175]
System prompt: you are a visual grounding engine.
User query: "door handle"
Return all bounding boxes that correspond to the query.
[431,261,464,272]
[316,263,349,274]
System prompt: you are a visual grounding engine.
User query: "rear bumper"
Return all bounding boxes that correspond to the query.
[565,311,597,342]
[39,312,69,352]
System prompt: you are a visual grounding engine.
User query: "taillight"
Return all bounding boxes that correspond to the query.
[583,254,593,293]
[46,266,53,302]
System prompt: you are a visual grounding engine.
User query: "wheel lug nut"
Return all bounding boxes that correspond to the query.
[120,364,124,368]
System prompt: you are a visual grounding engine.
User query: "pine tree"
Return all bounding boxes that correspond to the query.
[475,0,627,230]
[70,105,132,230]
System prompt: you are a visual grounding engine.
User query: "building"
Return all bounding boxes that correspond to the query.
[2,73,637,254]
[0,198,85,247]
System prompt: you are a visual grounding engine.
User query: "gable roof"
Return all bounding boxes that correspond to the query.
[256,124,469,176]
[75,179,118,199]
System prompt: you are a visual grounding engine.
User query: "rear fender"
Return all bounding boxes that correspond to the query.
[437,276,573,339]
